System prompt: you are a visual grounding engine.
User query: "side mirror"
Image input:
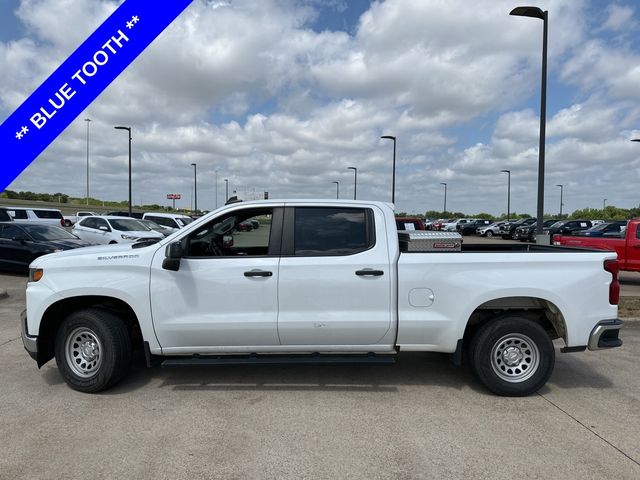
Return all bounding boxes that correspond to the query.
[162,241,185,271]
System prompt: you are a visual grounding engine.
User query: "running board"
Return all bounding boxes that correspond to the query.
[161,353,396,367]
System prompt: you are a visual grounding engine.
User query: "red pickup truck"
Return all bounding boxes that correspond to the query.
[554,219,640,271]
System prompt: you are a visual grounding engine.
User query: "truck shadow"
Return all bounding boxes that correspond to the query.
[105,349,614,395]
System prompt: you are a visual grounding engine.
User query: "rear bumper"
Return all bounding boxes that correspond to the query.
[20,309,38,361]
[588,319,623,350]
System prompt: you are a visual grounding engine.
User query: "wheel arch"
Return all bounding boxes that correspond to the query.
[462,296,567,352]
[36,295,143,367]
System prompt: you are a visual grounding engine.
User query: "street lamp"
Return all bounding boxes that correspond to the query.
[224,178,229,201]
[556,184,563,216]
[381,135,397,204]
[214,170,218,209]
[191,163,197,213]
[114,126,132,215]
[440,182,447,213]
[603,198,607,210]
[84,118,91,205]
[347,167,357,200]
[331,181,339,199]
[510,6,548,237]
[501,169,511,221]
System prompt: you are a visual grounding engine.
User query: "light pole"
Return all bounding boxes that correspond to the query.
[501,169,511,221]
[510,6,548,237]
[331,181,339,199]
[556,184,563,216]
[381,135,397,204]
[84,118,91,205]
[440,182,447,213]
[114,126,132,215]
[215,170,218,209]
[347,167,357,200]
[191,163,197,213]
[224,178,229,201]
[603,198,607,210]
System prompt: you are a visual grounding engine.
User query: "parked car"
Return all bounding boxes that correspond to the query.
[63,211,97,227]
[553,218,640,271]
[395,217,426,231]
[142,213,193,229]
[2,207,65,227]
[444,218,473,232]
[457,219,491,235]
[573,221,627,237]
[139,219,178,238]
[514,219,560,242]
[73,216,163,244]
[0,223,92,273]
[544,220,593,237]
[477,221,506,238]
[22,200,622,396]
[499,218,537,239]
[431,218,452,231]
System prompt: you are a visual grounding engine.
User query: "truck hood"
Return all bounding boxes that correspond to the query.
[31,242,161,267]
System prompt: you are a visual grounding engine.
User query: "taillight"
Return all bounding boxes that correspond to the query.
[604,259,620,305]
[60,219,65,227]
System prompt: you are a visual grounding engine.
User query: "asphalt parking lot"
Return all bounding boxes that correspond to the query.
[1,271,639,479]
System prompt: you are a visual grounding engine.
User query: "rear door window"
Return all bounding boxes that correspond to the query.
[10,209,28,219]
[34,210,63,219]
[293,207,374,256]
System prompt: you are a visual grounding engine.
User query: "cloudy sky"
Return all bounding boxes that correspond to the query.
[1,0,640,215]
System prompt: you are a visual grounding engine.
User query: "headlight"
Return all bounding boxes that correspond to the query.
[28,268,43,282]
[121,234,138,240]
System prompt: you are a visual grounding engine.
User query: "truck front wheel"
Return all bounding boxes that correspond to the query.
[54,309,132,393]
[469,316,555,396]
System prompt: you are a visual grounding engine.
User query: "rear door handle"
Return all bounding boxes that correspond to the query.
[244,270,273,277]
[355,269,384,277]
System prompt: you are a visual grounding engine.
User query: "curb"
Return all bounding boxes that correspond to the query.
[0,288,7,300]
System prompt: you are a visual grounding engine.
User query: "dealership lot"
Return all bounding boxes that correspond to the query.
[0,272,639,478]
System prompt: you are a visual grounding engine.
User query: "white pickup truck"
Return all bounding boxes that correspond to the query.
[21,200,623,396]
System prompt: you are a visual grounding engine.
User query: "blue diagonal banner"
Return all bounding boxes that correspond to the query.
[0,0,194,191]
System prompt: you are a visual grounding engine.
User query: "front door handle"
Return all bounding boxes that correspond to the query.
[244,270,273,277]
[355,269,384,277]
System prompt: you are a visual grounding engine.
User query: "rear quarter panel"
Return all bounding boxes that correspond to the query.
[397,251,617,352]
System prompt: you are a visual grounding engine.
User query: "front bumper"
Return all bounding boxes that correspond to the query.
[21,309,38,361]
[588,319,623,350]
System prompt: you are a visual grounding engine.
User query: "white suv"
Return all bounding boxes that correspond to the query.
[142,213,193,230]
[73,216,163,244]
[3,207,64,227]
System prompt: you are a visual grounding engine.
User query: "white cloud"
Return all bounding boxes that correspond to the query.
[2,0,640,215]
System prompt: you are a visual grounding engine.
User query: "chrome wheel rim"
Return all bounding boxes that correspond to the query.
[65,327,103,378]
[490,333,539,383]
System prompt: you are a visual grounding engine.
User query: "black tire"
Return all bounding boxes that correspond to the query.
[469,316,554,396]
[64,220,72,227]
[54,308,132,393]
[485,230,493,238]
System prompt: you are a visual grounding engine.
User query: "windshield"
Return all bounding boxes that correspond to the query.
[25,225,79,241]
[141,220,163,229]
[549,221,564,228]
[108,219,151,232]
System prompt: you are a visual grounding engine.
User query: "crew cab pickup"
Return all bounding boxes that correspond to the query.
[21,200,623,396]
[554,218,640,272]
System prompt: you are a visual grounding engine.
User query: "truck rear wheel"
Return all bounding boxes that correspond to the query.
[54,309,132,393]
[469,316,554,396]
